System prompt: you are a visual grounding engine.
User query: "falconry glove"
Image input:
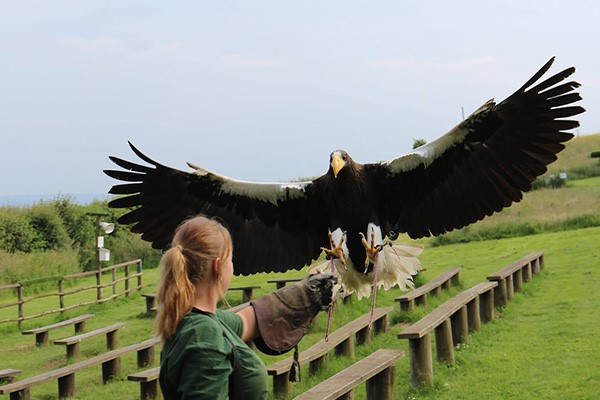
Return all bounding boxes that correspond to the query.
[250,273,337,356]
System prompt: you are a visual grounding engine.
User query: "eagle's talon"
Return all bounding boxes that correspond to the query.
[322,229,347,269]
[360,228,383,270]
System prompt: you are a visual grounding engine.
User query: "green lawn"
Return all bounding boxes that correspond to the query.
[1,227,599,399]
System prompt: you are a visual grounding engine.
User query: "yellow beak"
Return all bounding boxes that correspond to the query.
[331,155,345,178]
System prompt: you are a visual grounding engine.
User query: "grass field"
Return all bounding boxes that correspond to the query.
[1,226,599,399]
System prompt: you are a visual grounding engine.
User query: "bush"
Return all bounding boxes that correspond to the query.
[0,211,41,252]
[27,205,71,251]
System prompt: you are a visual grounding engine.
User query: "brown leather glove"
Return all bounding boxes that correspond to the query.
[251,273,337,355]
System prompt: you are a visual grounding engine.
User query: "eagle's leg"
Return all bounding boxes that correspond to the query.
[321,229,347,270]
[359,228,383,274]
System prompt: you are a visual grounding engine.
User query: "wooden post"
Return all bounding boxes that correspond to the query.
[58,373,76,398]
[408,334,433,388]
[523,263,533,282]
[374,314,389,335]
[356,326,371,346]
[17,285,24,330]
[74,320,86,334]
[334,337,355,359]
[309,354,328,375]
[137,260,143,290]
[242,289,252,303]
[434,319,455,365]
[450,306,469,345]
[400,299,414,312]
[366,365,395,400]
[467,297,481,332]
[513,268,523,292]
[138,347,155,368]
[66,342,81,360]
[480,289,495,322]
[102,358,121,383]
[493,279,505,307]
[124,264,130,297]
[140,380,158,400]
[58,279,65,313]
[107,330,119,350]
[433,286,442,297]
[415,295,428,307]
[506,276,514,301]
[272,372,291,399]
[96,270,102,301]
[112,268,117,297]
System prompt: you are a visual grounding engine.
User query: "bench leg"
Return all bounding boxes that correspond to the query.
[450,306,469,345]
[434,319,454,365]
[506,275,514,301]
[433,285,443,297]
[74,321,86,334]
[106,330,119,350]
[242,289,253,303]
[10,388,30,400]
[513,269,523,292]
[66,342,81,360]
[138,347,155,368]
[415,295,428,307]
[467,297,481,332]
[408,334,433,388]
[309,354,328,375]
[272,372,291,399]
[480,289,495,322]
[366,365,395,400]
[102,358,121,383]
[334,337,355,359]
[35,332,49,347]
[374,314,389,335]
[141,380,158,400]
[58,373,75,398]
[399,299,413,312]
[523,263,533,282]
[356,326,371,346]
[494,279,508,307]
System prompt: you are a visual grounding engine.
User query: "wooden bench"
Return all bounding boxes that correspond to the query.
[398,281,497,388]
[228,285,261,303]
[267,306,393,399]
[487,251,544,307]
[128,367,160,400]
[267,278,303,290]
[0,337,160,399]
[0,370,21,384]
[22,314,95,346]
[293,349,405,400]
[395,267,462,312]
[54,322,125,360]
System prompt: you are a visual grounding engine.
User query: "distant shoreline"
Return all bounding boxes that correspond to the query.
[0,194,111,207]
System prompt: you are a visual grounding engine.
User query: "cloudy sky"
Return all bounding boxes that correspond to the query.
[2,1,598,202]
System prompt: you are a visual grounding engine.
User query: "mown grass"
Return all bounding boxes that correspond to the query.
[1,226,599,399]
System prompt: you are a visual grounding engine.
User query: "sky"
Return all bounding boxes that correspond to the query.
[1,1,599,202]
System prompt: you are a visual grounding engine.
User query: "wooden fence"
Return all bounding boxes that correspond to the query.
[0,259,143,328]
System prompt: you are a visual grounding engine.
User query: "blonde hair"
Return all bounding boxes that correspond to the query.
[154,215,233,342]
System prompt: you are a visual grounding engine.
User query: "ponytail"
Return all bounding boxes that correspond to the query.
[154,215,233,343]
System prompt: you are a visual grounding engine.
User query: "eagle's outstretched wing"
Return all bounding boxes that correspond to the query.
[368,57,584,238]
[104,143,330,275]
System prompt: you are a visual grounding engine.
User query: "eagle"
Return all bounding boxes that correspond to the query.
[104,57,583,299]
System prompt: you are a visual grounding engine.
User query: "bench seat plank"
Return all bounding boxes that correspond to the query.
[293,349,404,400]
[395,267,461,311]
[22,314,95,347]
[0,337,160,397]
[54,322,125,359]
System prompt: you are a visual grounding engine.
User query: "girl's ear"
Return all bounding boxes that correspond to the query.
[212,258,221,278]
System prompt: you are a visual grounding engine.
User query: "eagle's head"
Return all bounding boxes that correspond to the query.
[329,150,353,178]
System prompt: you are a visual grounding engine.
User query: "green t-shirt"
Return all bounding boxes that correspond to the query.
[159,308,268,399]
